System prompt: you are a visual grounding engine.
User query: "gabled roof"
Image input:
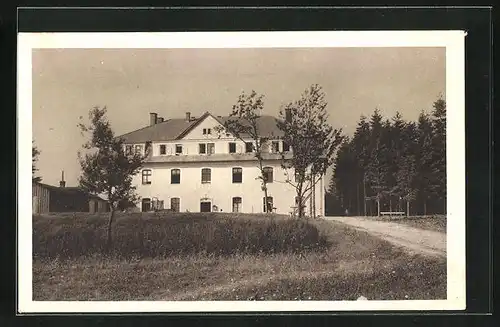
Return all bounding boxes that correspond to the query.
[117,117,199,143]
[116,111,284,143]
[217,115,285,139]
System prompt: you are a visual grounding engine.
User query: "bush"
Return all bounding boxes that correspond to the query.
[33,213,329,259]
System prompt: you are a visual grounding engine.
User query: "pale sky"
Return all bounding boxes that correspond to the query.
[32,47,445,187]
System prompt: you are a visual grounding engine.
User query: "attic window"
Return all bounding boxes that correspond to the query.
[160,145,166,155]
[272,141,280,153]
[229,142,236,153]
[245,142,253,153]
[203,128,212,135]
[135,145,144,155]
[175,144,183,154]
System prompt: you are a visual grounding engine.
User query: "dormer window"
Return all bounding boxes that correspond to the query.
[159,144,166,155]
[175,144,183,155]
[125,145,133,155]
[199,143,206,154]
[283,141,291,152]
[245,142,253,153]
[135,145,143,155]
[229,142,237,153]
[207,143,215,154]
[271,141,280,153]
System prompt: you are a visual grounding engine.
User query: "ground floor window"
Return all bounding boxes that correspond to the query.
[142,198,151,212]
[263,196,274,213]
[232,197,242,213]
[171,197,180,212]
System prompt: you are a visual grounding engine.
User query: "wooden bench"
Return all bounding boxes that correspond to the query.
[380,211,405,217]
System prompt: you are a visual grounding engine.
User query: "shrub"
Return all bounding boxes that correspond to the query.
[33,213,329,259]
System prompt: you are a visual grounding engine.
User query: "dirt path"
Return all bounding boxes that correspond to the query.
[324,216,446,258]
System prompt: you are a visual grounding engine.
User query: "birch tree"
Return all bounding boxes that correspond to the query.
[216,90,273,212]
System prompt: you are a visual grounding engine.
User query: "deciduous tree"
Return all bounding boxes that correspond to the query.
[276,84,344,218]
[77,106,147,249]
[32,140,42,183]
[215,90,272,212]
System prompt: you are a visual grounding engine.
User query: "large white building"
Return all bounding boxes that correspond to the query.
[118,110,325,217]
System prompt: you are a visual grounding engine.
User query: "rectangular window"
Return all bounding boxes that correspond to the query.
[295,170,301,183]
[201,168,211,184]
[171,198,180,212]
[207,128,211,134]
[245,142,253,153]
[232,197,242,213]
[125,145,133,155]
[171,169,180,184]
[272,141,280,153]
[283,141,290,152]
[203,128,207,135]
[135,145,143,155]
[263,167,273,183]
[229,142,237,153]
[199,143,206,154]
[159,145,166,155]
[232,167,242,183]
[207,143,215,154]
[175,144,183,154]
[142,170,152,185]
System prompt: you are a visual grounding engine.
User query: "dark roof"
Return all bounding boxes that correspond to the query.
[117,117,199,143]
[33,182,107,201]
[116,112,284,143]
[217,115,285,139]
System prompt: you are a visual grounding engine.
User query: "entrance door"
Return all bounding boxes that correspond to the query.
[142,198,151,212]
[200,201,211,212]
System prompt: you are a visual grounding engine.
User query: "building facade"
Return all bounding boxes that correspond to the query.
[118,111,325,217]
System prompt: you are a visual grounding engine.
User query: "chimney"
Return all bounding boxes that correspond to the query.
[185,112,191,121]
[157,117,164,123]
[59,170,66,188]
[149,112,158,126]
[285,108,292,123]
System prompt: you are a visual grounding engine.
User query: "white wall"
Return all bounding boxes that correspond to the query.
[133,160,324,216]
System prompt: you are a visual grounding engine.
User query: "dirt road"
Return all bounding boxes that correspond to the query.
[324,216,446,258]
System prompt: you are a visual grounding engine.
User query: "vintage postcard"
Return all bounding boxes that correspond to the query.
[18,30,466,312]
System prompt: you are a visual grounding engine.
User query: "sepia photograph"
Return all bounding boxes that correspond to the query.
[18,31,466,312]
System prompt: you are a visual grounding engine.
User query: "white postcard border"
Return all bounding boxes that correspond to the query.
[18,30,466,313]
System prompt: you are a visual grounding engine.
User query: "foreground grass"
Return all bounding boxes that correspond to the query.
[33,220,446,301]
[33,212,326,259]
[370,215,446,233]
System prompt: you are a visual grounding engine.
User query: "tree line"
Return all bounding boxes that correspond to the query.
[326,97,446,217]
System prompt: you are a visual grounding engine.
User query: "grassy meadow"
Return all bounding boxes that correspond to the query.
[32,212,447,301]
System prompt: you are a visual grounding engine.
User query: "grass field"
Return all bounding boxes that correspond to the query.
[370,215,446,233]
[32,213,446,301]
